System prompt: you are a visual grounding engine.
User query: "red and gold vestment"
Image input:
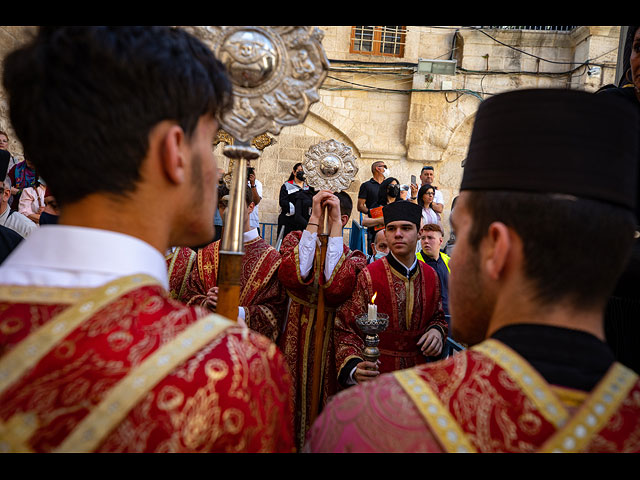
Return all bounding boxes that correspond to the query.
[165,246,196,302]
[182,237,286,343]
[276,231,367,450]
[305,338,640,453]
[0,274,294,453]
[334,256,448,379]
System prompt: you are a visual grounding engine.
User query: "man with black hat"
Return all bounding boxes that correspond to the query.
[305,88,640,453]
[333,199,448,388]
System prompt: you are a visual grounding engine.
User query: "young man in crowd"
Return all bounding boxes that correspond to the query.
[334,200,448,387]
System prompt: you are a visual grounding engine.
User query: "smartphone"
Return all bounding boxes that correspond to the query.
[411,175,417,186]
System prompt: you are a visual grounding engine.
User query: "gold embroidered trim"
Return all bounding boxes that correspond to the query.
[0,412,39,453]
[166,250,179,281]
[0,274,161,397]
[539,362,638,453]
[381,260,400,328]
[178,249,197,301]
[472,339,570,428]
[285,291,336,312]
[394,368,477,453]
[337,354,364,380]
[197,248,205,285]
[551,386,589,409]
[293,243,315,288]
[240,247,280,306]
[323,248,345,289]
[0,284,93,305]
[54,312,233,452]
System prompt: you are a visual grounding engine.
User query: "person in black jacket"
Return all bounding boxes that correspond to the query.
[277,162,310,239]
[598,25,640,374]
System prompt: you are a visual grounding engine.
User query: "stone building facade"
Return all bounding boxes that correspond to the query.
[0,26,623,243]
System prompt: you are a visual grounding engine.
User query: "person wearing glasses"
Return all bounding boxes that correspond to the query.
[417,184,441,227]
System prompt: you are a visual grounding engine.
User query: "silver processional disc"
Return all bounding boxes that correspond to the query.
[303,139,359,192]
[185,26,329,143]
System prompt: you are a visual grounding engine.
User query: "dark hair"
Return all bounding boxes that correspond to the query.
[417,184,436,207]
[376,177,399,206]
[371,161,384,174]
[421,166,434,173]
[2,26,233,206]
[465,190,637,310]
[335,191,353,218]
[619,25,640,87]
[287,162,303,182]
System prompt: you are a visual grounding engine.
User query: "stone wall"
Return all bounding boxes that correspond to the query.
[0,26,35,158]
[0,26,623,244]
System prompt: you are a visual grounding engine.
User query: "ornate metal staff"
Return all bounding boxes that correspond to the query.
[302,138,359,424]
[185,25,328,320]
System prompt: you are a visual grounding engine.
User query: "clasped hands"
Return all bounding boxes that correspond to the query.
[205,286,247,328]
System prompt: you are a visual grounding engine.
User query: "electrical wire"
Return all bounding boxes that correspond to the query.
[322,26,620,102]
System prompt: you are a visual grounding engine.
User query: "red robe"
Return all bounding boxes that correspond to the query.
[277,230,367,450]
[165,246,196,302]
[305,338,640,453]
[334,255,448,380]
[0,274,294,453]
[182,237,286,343]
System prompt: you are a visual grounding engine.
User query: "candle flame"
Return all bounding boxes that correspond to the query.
[371,292,377,304]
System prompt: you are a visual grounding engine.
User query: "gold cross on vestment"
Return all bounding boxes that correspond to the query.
[202,264,215,275]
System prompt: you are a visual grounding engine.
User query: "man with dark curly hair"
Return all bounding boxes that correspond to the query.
[0,26,293,453]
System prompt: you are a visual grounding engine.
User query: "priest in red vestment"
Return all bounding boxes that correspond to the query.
[305,89,640,453]
[0,26,293,453]
[165,246,197,302]
[334,200,448,387]
[277,189,367,450]
[181,188,287,343]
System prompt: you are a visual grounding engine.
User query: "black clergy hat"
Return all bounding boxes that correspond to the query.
[460,88,638,211]
[383,200,423,230]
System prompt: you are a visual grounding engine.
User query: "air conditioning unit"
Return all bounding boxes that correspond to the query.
[417,58,457,76]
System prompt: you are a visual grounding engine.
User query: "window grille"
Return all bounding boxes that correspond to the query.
[350,26,407,57]
[482,26,577,32]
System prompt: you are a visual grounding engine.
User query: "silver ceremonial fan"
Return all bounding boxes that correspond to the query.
[189,26,329,143]
[302,139,359,193]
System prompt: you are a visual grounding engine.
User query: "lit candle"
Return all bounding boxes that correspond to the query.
[368,292,378,321]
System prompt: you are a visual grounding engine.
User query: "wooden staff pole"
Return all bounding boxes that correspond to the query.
[309,204,330,424]
[216,144,259,321]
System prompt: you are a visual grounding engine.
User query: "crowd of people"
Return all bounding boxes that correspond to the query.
[0,131,60,262]
[0,25,639,454]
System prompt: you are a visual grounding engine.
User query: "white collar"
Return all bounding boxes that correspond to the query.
[389,251,418,275]
[0,224,169,290]
[243,228,259,243]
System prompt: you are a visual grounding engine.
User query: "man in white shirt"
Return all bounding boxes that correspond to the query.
[0,179,36,239]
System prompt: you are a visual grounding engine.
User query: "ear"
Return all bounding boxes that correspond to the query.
[159,124,187,185]
[341,214,349,228]
[483,221,512,281]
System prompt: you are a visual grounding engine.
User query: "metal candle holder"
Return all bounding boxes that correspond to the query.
[355,313,389,364]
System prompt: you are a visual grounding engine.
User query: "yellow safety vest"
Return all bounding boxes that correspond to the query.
[417,251,450,273]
